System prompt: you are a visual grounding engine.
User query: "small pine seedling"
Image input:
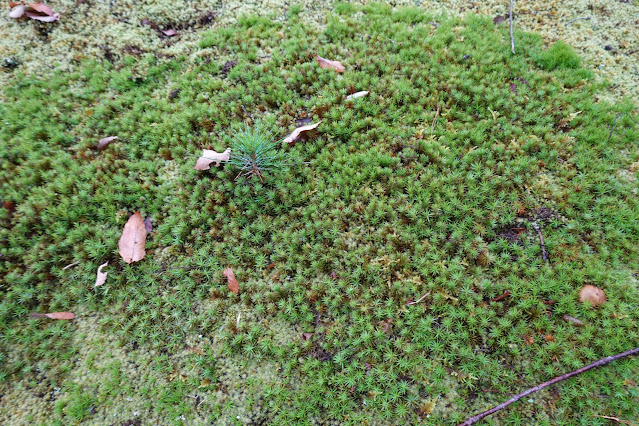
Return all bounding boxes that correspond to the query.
[227,122,288,181]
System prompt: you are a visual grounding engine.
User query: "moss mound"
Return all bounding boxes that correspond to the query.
[1,4,638,424]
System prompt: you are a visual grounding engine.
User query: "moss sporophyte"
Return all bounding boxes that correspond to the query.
[1,5,638,425]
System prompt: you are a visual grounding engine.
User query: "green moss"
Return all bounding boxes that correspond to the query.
[536,40,582,70]
[1,5,638,425]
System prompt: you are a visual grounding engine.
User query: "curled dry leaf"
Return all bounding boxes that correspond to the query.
[97,136,119,150]
[94,261,108,287]
[223,267,239,294]
[17,2,61,21]
[316,55,345,73]
[194,148,231,170]
[28,2,54,15]
[161,29,177,36]
[118,212,147,264]
[283,121,322,146]
[579,285,606,306]
[346,91,369,100]
[563,314,584,326]
[31,312,75,320]
[144,216,153,233]
[8,4,25,18]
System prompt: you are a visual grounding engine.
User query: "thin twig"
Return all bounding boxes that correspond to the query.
[565,16,591,25]
[532,223,548,262]
[509,0,515,54]
[431,104,440,134]
[459,346,639,426]
[406,292,431,305]
[491,290,511,302]
[606,111,638,143]
[593,415,639,426]
[240,104,252,121]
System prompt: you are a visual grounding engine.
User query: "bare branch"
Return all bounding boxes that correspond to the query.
[459,347,639,425]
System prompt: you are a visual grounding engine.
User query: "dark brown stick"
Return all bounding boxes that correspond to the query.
[532,223,548,262]
[509,0,515,54]
[459,346,639,426]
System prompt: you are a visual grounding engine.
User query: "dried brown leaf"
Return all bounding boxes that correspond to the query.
[283,121,322,146]
[97,136,119,150]
[25,11,59,21]
[316,55,345,73]
[31,312,75,320]
[118,212,147,264]
[23,3,59,21]
[144,216,153,232]
[194,148,231,170]
[223,267,239,294]
[98,136,118,149]
[8,4,25,18]
[161,29,177,36]
[346,91,369,100]
[94,261,108,287]
[28,2,53,15]
[493,15,506,25]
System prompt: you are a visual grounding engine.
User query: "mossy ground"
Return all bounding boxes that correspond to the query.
[1,4,638,425]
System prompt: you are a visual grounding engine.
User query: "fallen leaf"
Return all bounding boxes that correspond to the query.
[223,267,239,294]
[9,1,22,7]
[8,4,25,18]
[563,314,584,326]
[25,11,59,21]
[94,261,108,287]
[346,91,369,100]
[523,335,535,345]
[283,121,322,146]
[302,333,314,340]
[379,318,392,333]
[97,136,119,150]
[144,216,153,232]
[23,3,60,21]
[493,15,506,24]
[31,312,75,320]
[28,2,53,15]
[194,148,231,170]
[118,212,147,264]
[579,285,606,306]
[161,29,177,36]
[316,55,345,72]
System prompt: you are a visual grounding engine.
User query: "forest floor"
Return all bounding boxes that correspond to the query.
[1,1,638,425]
